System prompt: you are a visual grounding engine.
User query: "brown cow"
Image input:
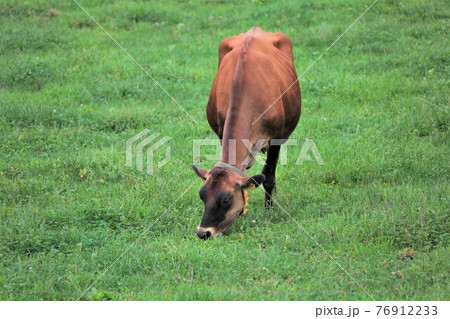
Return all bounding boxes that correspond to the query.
[193,26,301,239]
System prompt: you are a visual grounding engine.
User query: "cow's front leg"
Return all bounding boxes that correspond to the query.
[262,144,280,208]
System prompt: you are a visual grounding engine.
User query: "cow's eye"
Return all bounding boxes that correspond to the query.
[222,196,232,207]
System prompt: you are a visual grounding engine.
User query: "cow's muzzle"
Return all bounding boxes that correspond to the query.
[197,228,212,240]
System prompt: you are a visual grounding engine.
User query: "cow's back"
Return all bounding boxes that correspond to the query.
[206,27,301,141]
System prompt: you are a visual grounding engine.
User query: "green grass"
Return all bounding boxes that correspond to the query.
[0,0,448,300]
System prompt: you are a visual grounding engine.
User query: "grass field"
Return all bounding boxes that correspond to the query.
[0,0,448,300]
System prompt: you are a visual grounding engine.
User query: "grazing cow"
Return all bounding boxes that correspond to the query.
[193,26,301,239]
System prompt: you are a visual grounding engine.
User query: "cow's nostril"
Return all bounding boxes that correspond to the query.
[197,229,212,240]
[197,230,207,240]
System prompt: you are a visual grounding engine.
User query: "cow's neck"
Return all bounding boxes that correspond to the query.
[221,114,253,172]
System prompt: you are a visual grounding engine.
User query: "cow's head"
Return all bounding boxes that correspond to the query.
[192,163,265,240]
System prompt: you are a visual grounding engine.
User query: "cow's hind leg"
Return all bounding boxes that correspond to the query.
[262,144,280,208]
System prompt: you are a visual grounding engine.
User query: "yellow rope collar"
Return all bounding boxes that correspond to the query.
[240,188,249,217]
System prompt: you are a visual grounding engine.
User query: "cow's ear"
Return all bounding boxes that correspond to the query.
[192,165,209,180]
[240,174,265,189]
